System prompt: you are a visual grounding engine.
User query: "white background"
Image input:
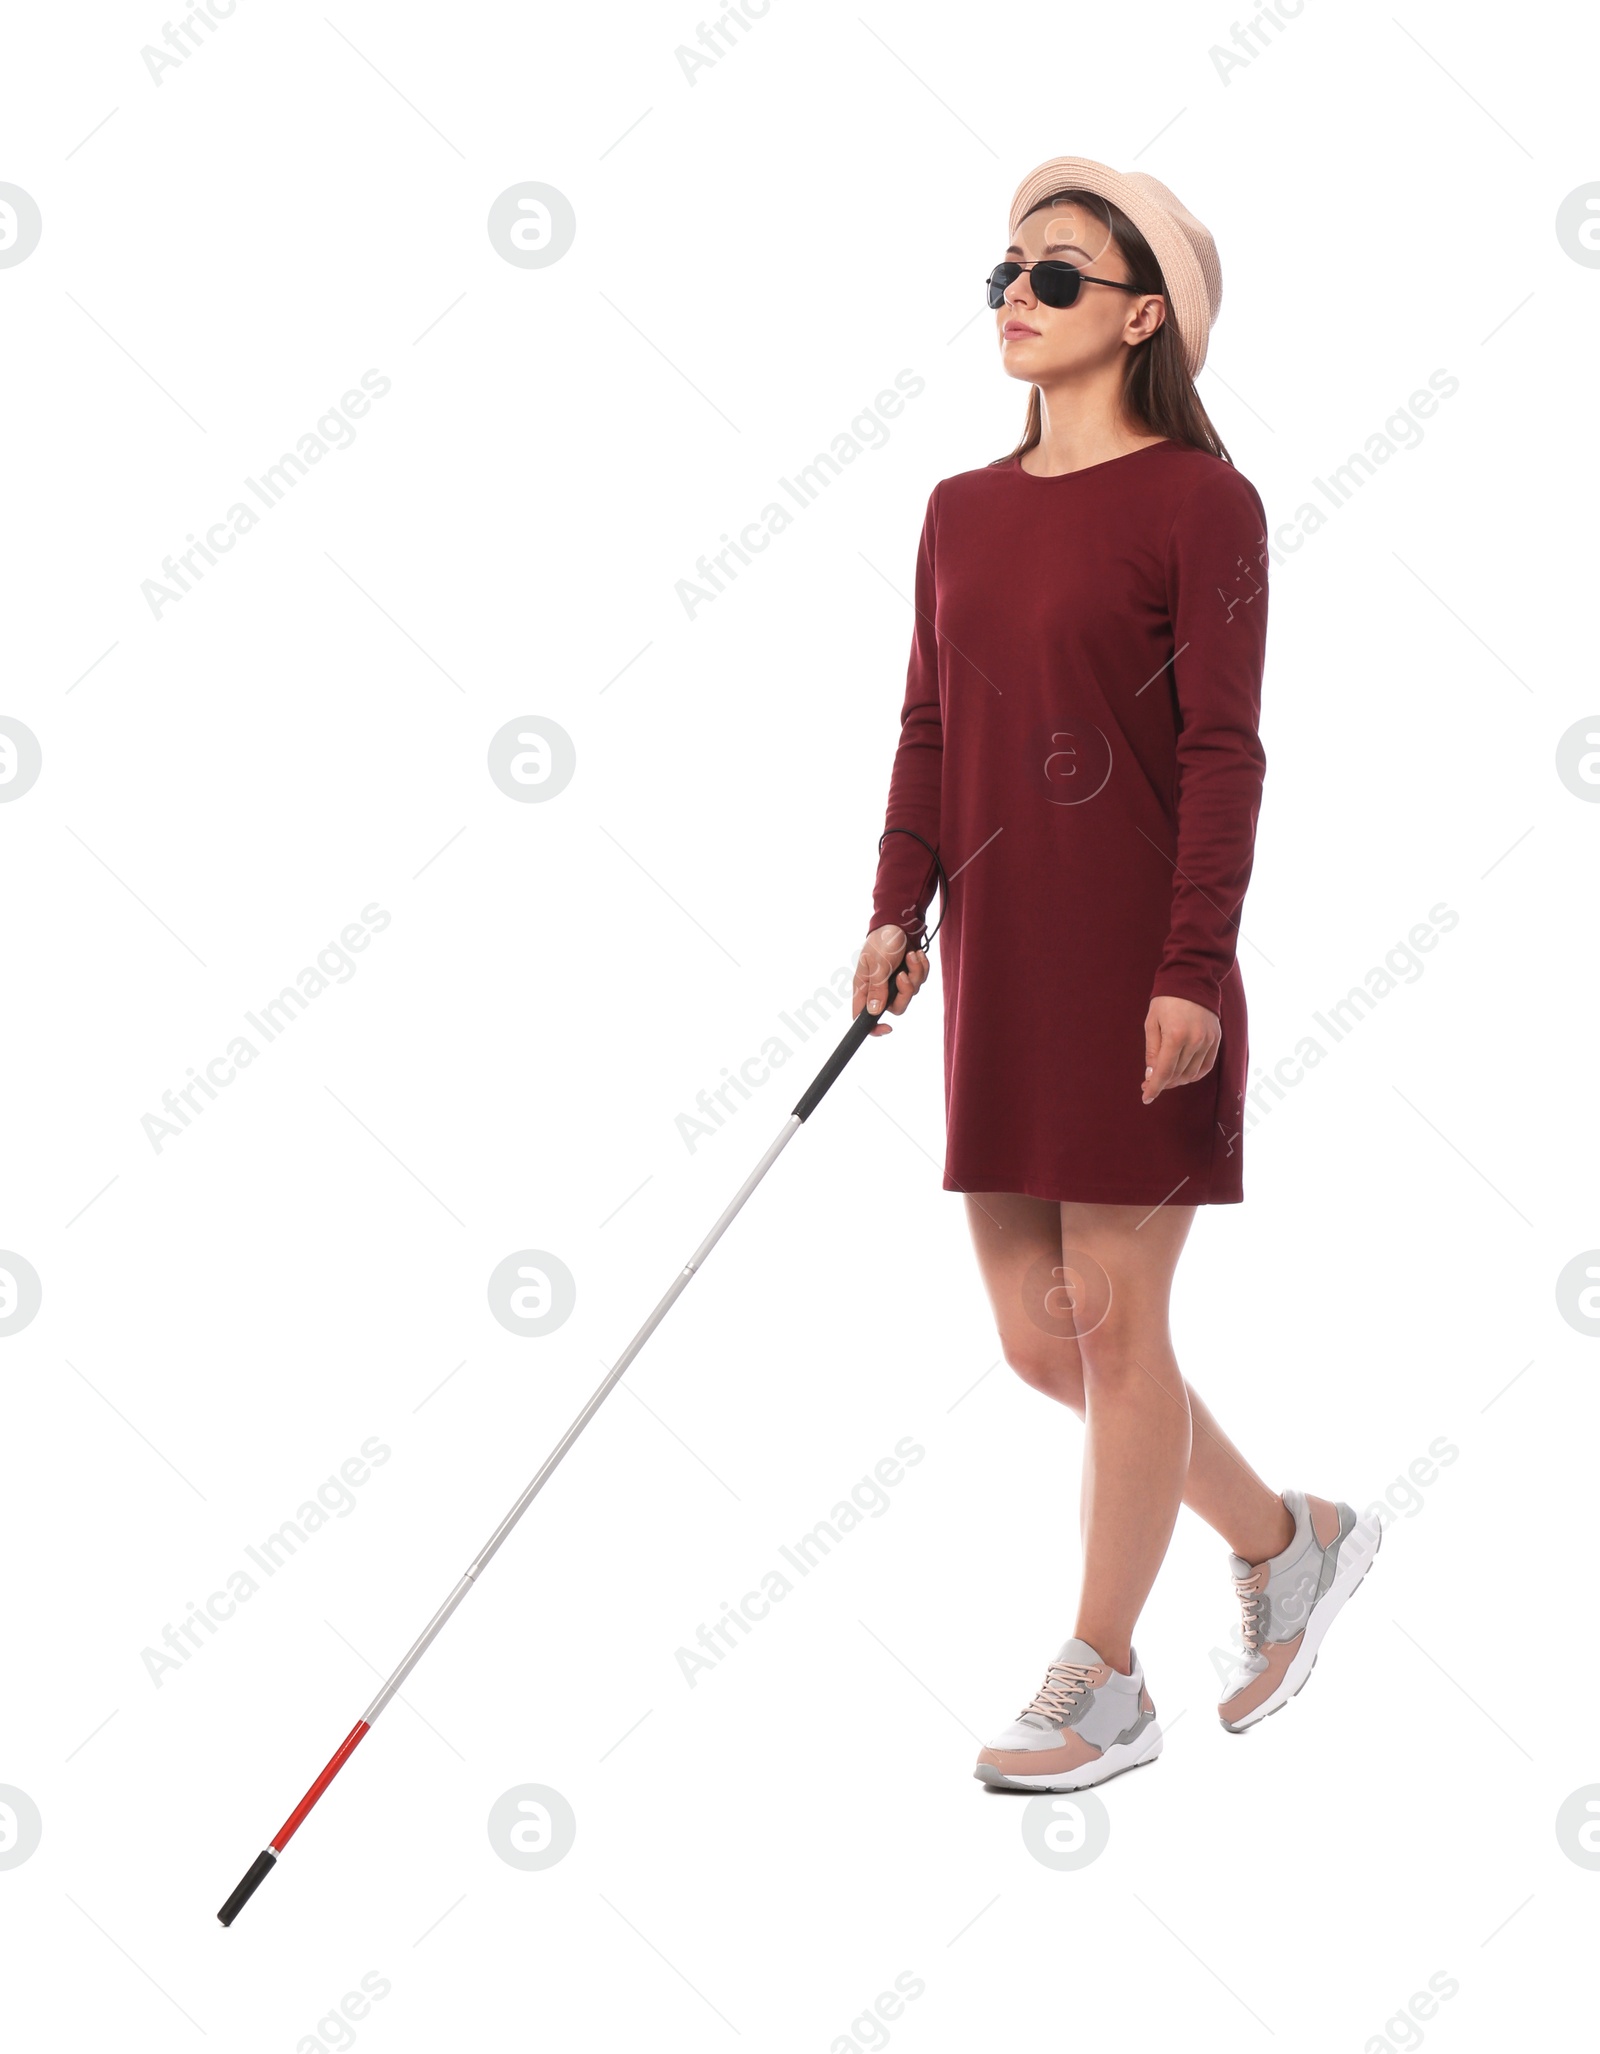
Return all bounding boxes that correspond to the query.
[2,0,1596,2046]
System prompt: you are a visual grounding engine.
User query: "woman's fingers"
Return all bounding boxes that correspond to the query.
[853,926,915,1022]
[1141,997,1222,1102]
[1168,1035,1215,1088]
[889,949,928,1013]
[851,931,929,1035]
[855,930,896,1016]
[1179,1035,1218,1087]
[1142,1032,1183,1103]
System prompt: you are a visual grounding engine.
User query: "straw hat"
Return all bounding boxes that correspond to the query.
[1007,156,1223,377]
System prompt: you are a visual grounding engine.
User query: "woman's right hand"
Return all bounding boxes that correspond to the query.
[852,925,929,1036]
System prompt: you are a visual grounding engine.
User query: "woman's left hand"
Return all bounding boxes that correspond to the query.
[1141,996,1221,1105]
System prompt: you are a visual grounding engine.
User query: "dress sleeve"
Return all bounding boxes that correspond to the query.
[864,483,944,951]
[1150,465,1269,1013]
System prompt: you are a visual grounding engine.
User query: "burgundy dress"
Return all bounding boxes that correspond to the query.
[865,441,1269,1206]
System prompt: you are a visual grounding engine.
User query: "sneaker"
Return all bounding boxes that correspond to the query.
[1217,1488,1382,1733]
[974,1637,1163,1791]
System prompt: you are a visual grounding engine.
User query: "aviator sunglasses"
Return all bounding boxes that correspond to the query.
[986,258,1141,311]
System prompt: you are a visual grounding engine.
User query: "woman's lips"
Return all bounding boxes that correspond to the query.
[1002,321,1038,338]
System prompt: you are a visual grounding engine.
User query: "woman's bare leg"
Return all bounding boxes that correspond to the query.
[962,1191,1294,1668]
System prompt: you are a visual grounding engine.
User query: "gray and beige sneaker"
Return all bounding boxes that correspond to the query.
[1217,1488,1382,1733]
[975,1638,1163,1791]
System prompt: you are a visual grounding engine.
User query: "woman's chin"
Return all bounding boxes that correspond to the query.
[999,347,1051,383]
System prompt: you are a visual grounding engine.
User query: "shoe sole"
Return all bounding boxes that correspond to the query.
[1219,1512,1383,1734]
[973,1722,1165,1793]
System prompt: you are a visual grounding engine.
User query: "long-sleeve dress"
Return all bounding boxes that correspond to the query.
[864,440,1269,1206]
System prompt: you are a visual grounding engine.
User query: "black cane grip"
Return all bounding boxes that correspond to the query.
[790,954,913,1122]
[218,1849,276,1926]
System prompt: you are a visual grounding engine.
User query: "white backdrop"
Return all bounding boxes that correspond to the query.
[3,0,1596,2046]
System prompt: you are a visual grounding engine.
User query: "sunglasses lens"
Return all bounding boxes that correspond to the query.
[985,265,1017,309]
[1033,262,1081,308]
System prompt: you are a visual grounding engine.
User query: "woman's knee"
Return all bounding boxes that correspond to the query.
[999,1333,1085,1411]
[1077,1324,1187,1412]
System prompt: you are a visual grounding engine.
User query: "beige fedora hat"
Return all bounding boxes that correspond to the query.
[1008,156,1223,377]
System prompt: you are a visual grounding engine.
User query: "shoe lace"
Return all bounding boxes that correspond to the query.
[1233,1572,1266,1653]
[1021,1660,1096,1724]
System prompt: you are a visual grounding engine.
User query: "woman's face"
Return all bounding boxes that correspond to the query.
[995,200,1165,383]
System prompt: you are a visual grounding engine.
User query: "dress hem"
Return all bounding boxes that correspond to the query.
[943,1173,1242,1207]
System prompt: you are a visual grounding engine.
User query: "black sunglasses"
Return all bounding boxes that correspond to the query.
[986,259,1141,311]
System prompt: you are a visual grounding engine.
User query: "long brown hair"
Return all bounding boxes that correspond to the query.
[993,188,1231,466]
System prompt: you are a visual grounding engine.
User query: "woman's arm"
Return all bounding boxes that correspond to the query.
[1143,464,1269,1100]
[1152,464,1269,1009]
[865,483,945,956]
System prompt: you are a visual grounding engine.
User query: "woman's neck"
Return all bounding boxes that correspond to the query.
[1022,407,1165,477]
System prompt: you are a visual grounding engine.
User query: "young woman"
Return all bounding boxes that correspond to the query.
[854,156,1380,1792]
